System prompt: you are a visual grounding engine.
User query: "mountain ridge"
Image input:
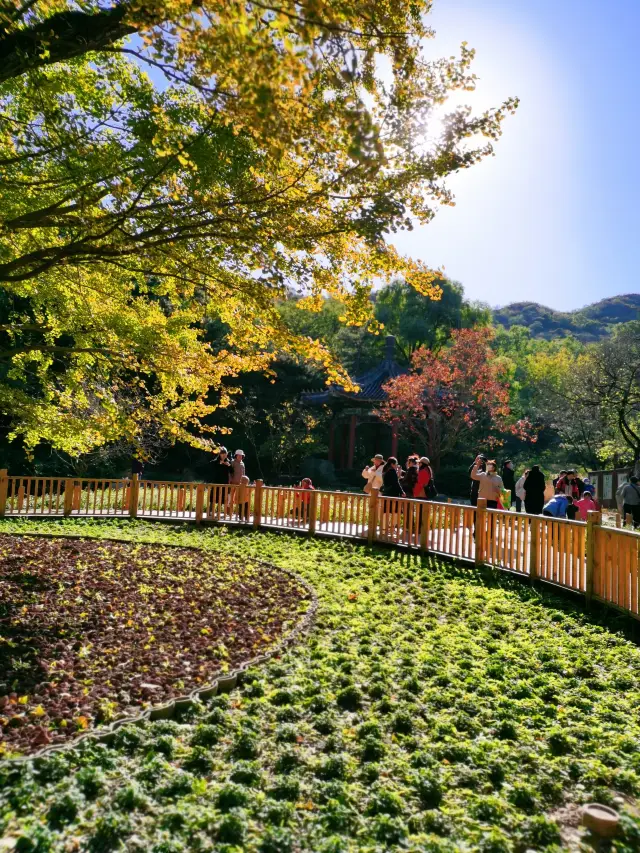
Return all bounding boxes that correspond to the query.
[492,293,640,341]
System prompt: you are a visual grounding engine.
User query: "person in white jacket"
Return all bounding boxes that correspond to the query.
[362,454,385,493]
[514,468,529,513]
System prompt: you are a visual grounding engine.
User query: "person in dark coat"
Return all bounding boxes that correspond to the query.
[380,457,405,534]
[209,446,232,515]
[523,465,546,515]
[211,447,231,483]
[401,456,419,496]
[501,460,516,508]
[469,454,486,506]
[381,457,405,497]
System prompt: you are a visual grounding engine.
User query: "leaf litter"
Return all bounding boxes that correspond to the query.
[0,535,310,754]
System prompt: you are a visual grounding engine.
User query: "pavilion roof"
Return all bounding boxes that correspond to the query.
[302,335,405,405]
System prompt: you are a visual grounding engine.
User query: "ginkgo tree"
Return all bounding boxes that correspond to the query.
[0,0,518,456]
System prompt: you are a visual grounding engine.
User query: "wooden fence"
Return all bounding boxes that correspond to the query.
[0,471,638,620]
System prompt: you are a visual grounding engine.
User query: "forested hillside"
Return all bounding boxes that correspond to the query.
[493,293,640,341]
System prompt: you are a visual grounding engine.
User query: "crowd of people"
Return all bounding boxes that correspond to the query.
[362,454,436,500]
[138,446,639,529]
[469,457,605,522]
[361,452,615,524]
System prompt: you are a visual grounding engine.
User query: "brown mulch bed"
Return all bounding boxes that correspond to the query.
[0,535,311,756]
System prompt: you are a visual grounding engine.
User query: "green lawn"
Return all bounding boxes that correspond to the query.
[1,518,639,852]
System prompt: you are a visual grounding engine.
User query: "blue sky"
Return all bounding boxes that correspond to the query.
[391,0,640,311]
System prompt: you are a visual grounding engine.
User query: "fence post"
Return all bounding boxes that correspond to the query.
[419,500,429,554]
[236,484,246,523]
[194,483,205,525]
[307,489,318,537]
[367,488,379,545]
[616,512,621,528]
[253,479,263,529]
[529,515,539,583]
[128,474,139,518]
[475,498,487,567]
[0,469,7,517]
[585,509,601,603]
[63,479,74,516]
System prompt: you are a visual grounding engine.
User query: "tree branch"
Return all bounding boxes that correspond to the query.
[0,345,117,359]
[0,6,138,83]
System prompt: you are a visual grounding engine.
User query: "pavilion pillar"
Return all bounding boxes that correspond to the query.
[328,420,335,462]
[391,420,399,459]
[347,415,357,468]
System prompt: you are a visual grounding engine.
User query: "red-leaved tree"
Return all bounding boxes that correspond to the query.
[377,328,534,470]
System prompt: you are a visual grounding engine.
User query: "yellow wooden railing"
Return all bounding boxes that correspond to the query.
[0,470,638,620]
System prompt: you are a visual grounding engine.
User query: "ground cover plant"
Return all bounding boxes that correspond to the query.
[0,535,310,755]
[1,518,640,852]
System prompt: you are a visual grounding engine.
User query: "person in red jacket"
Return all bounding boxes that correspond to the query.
[414,457,434,499]
[294,477,315,523]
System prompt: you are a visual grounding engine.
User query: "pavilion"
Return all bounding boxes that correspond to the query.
[302,335,405,471]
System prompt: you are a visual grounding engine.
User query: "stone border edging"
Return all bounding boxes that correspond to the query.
[0,532,319,766]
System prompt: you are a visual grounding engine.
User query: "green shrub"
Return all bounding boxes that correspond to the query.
[269,776,301,802]
[414,770,443,809]
[76,767,106,799]
[478,828,512,853]
[46,793,79,829]
[519,815,561,848]
[365,786,404,816]
[183,745,214,774]
[230,762,262,787]
[274,750,302,774]
[231,731,260,759]
[113,725,145,754]
[113,784,148,812]
[359,736,386,763]
[259,827,293,853]
[88,814,132,852]
[391,711,413,735]
[336,686,363,711]
[316,755,349,781]
[15,825,53,852]
[216,784,249,812]
[217,812,246,845]
[190,723,221,747]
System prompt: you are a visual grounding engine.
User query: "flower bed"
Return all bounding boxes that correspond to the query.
[1,519,640,852]
[0,534,311,755]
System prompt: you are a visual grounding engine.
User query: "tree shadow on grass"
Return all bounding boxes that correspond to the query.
[0,562,62,695]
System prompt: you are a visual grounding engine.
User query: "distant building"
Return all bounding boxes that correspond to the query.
[302,335,405,470]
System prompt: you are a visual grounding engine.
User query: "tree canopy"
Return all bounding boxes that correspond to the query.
[277,278,491,377]
[0,0,516,457]
[527,322,640,471]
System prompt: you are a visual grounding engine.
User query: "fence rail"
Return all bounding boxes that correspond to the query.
[0,470,638,621]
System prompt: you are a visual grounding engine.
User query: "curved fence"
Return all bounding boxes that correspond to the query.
[0,471,638,621]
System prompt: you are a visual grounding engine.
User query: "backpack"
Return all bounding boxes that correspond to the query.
[426,477,437,500]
